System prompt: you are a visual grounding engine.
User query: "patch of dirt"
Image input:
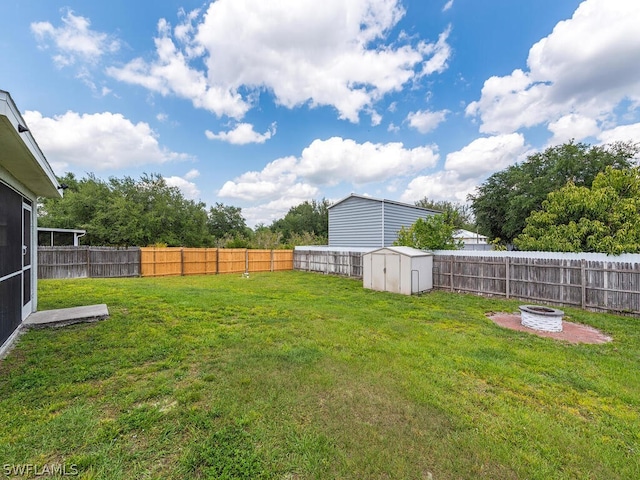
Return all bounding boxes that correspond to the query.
[487,312,612,344]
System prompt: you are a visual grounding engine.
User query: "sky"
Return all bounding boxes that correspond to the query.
[2,0,640,227]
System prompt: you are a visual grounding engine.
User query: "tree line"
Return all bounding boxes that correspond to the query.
[41,140,640,254]
[396,141,640,254]
[39,173,330,248]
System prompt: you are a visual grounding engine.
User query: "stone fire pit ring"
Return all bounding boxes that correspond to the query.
[519,305,564,332]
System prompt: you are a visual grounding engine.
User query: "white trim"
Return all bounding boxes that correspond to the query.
[0,270,21,283]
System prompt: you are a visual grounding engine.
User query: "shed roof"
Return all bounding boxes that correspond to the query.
[0,90,61,198]
[329,193,440,214]
[365,246,433,257]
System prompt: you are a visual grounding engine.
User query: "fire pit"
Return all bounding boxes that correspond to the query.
[519,305,564,332]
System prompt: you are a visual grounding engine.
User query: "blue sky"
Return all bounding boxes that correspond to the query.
[2,0,639,226]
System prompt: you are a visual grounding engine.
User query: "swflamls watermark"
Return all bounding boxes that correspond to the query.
[3,463,78,476]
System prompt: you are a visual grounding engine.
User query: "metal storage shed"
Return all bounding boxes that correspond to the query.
[362,246,433,295]
[0,90,61,353]
[328,194,439,248]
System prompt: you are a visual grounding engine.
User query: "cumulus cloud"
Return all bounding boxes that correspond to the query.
[401,171,477,204]
[219,137,439,206]
[165,175,201,200]
[23,110,190,171]
[184,169,200,180]
[108,0,452,122]
[31,10,120,67]
[547,114,600,144]
[444,133,528,180]
[297,137,439,185]
[205,122,276,144]
[400,133,529,204]
[442,0,454,12]
[597,123,640,145]
[406,109,449,133]
[466,0,640,135]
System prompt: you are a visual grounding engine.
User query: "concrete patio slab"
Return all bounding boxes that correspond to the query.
[24,304,109,329]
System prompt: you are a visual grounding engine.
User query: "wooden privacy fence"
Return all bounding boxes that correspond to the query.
[294,248,365,277]
[434,252,640,314]
[140,247,293,277]
[293,248,640,315]
[38,246,141,279]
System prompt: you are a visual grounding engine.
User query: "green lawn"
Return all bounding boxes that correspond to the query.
[1,272,639,479]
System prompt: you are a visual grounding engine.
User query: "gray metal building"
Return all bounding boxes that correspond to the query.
[328,194,438,248]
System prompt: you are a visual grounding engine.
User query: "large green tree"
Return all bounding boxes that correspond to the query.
[394,214,462,250]
[469,141,639,244]
[270,199,329,243]
[39,173,211,247]
[514,167,640,254]
[414,197,475,230]
[208,203,248,240]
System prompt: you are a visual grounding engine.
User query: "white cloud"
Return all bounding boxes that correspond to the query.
[156,113,169,122]
[23,110,190,171]
[406,109,449,133]
[165,176,201,200]
[419,25,452,77]
[298,137,439,185]
[442,0,454,12]
[242,196,318,228]
[547,114,600,144]
[31,10,120,68]
[108,0,452,122]
[219,137,439,204]
[218,156,318,202]
[597,122,640,145]
[466,0,640,135]
[401,171,477,204]
[205,122,276,144]
[444,133,528,180]
[184,169,200,180]
[401,134,530,205]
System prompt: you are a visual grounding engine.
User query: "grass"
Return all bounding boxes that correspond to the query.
[1,271,639,479]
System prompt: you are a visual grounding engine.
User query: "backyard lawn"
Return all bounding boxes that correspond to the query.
[1,271,639,479]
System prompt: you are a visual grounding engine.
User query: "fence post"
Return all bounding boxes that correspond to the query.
[245,249,249,273]
[180,248,184,276]
[449,256,454,292]
[505,256,510,299]
[270,249,274,272]
[87,247,91,278]
[581,259,586,309]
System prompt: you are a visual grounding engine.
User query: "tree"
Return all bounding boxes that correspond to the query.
[394,214,462,250]
[270,199,329,242]
[414,197,475,230]
[470,141,639,244]
[208,203,248,239]
[514,167,640,254]
[39,173,212,247]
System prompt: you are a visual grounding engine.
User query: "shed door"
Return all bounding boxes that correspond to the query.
[22,203,32,319]
[385,253,400,292]
[371,252,400,292]
[371,254,386,291]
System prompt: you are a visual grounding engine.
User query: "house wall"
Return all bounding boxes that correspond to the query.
[0,169,37,348]
[329,195,436,248]
[329,196,383,247]
[382,201,436,246]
